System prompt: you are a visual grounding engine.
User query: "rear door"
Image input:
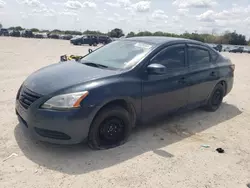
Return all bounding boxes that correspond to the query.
[187,44,219,106]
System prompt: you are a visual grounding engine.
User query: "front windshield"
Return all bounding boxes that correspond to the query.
[81,40,154,69]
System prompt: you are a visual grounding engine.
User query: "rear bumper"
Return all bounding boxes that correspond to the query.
[15,100,93,145]
[225,77,234,96]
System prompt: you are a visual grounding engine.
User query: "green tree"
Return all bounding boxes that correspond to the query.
[51,29,62,34]
[8,26,24,31]
[0,23,2,29]
[64,30,82,35]
[126,31,135,38]
[153,31,164,36]
[108,28,124,38]
[83,30,105,35]
[228,31,247,45]
[30,28,40,32]
[15,26,24,31]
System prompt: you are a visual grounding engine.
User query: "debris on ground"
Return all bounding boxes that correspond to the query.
[216,148,225,153]
[2,153,18,162]
[60,54,83,62]
[201,144,210,148]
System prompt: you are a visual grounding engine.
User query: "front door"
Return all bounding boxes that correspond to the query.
[142,44,190,121]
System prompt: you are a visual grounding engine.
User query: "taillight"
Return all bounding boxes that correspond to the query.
[16,85,22,100]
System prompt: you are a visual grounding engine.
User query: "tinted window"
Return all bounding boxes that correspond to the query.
[188,47,210,65]
[152,46,185,68]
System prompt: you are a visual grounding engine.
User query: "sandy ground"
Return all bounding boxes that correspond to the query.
[0,37,250,188]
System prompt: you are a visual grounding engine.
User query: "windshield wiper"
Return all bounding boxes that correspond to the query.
[81,62,109,69]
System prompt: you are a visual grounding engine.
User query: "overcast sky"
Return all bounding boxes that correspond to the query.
[0,0,250,37]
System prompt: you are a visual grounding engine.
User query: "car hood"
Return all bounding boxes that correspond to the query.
[71,37,82,41]
[23,61,120,95]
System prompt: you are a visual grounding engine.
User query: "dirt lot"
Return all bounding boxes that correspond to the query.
[0,37,250,188]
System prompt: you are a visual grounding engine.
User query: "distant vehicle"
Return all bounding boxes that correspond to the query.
[61,35,73,40]
[16,36,234,149]
[111,37,119,42]
[70,35,82,40]
[213,44,222,52]
[34,33,45,39]
[0,28,9,36]
[229,47,244,53]
[21,30,34,38]
[223,47,231,52]
[70,35,98,46]
[98,35,112,44]
[47,33,60,39]
[9,30,21,37]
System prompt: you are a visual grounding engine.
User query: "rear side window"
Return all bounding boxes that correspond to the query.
[210,49,218,61]
[151,46,185,69]
[188,47,210,65]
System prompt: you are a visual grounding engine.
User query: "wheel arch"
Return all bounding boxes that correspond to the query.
[218,80,227,96]
[90,98,137,129]
[207,80,227,101]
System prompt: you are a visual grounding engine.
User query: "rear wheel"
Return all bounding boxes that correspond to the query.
[204,84,225,112]
[88,106,132,150]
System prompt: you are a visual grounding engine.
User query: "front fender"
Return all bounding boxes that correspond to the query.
[87,96,138,128]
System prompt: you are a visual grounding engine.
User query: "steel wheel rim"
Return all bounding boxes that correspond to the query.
[99,117,125,145]
[211,90,223,106]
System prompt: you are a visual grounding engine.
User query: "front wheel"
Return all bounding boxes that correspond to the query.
[88,106,132,150]
[204,84,225,112]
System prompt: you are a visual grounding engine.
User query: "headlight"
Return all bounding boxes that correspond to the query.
[41,91,89,110]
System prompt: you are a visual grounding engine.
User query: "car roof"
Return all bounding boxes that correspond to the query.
[123,36,203,46]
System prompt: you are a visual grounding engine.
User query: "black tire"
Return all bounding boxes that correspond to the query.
[88,105,132,150]
[204,84,225,112]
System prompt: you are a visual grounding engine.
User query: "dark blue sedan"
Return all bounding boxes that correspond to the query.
[15,37,235,149]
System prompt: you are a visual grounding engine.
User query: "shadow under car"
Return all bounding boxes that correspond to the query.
[14,102,242,175]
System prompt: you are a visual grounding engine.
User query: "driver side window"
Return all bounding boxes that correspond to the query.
[151,46,185,69]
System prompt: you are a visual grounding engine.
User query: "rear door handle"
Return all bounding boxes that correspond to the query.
[178,77,186,84]
[210,71,216,76]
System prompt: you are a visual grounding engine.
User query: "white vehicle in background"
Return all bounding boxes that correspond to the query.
[243,47,250,53]
[223,46,231,52]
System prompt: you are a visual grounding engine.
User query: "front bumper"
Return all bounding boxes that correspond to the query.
[15,99,93,145]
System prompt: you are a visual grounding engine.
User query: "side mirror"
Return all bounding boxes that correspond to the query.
[147,63,167,75]
[88,49,93,53]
